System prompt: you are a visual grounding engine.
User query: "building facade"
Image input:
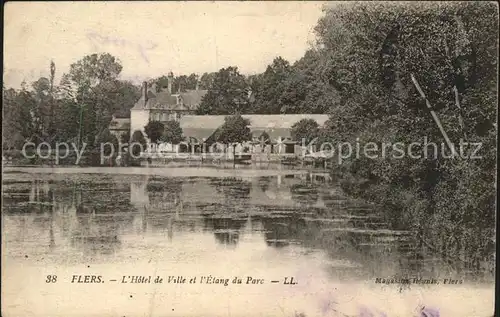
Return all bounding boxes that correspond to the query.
[119,72,330,157]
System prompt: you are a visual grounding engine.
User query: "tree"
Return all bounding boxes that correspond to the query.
[120,130,131,144]
[196,67,250,115]
[153,73,199,93]
[173,74,198,92]
[259,131,271,144]
[48,61,56,138]
[215,115,252,161]
[2,54,139,151]
[199,72,217,90]
[15,84,40,143]
[2,88,27,149]
[31,77,52,140]
[96,128,118,156]
[108,80,141,117]
[314,2,497,270]
[290,119,320,146]
[144,120,165,143]
[250,56,291,114]
[161,120,184,144]
[64,53,123,147]
[281,50,340,114]
[130,130,147,156]
[245,53,339,115]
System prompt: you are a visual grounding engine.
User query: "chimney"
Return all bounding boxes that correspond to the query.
[167,71,174,94]
[142,81,148,103]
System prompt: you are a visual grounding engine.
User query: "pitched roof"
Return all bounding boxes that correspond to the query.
[131,89,208,111]
[179,114,329,142]
[182,128,218,142]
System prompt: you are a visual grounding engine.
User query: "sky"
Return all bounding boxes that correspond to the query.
[3,1,327,89]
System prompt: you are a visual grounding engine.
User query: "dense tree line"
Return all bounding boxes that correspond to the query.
[3,53,141,150]
[196,53,339,115]
[2,49,337,150]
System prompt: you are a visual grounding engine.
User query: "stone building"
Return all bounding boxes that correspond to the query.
[130,72,208,135]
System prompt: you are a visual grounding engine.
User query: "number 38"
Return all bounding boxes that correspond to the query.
[46,275,57,283]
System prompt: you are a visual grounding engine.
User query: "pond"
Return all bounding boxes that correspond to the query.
[1,168,494,317]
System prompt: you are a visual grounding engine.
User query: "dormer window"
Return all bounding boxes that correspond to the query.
[177,96,182,105]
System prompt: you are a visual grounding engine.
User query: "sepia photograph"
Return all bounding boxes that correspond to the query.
[2,1,498,316]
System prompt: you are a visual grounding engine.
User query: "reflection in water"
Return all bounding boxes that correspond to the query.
[262,214,307,248]
[1,171,494,282]
[203,217,246,246]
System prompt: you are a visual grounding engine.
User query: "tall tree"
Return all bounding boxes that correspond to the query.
[15,84,40,143]
[64,53,123,148]
[250,56,291,114]
[215,115,252,160]
[31,77,51,141]
[96,128,119,156]
[130,130,147,156]
[161,120,184,144]
[144,120,165,143]
[153,73,199,93]
[199,72,217,90]
[315,2,497,270]
[290,119,320,146]
[2,88,26,149]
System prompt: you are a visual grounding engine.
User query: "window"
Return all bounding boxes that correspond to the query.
[285,143,295,154]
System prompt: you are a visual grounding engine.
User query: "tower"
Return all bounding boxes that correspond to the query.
[167,71,174,94]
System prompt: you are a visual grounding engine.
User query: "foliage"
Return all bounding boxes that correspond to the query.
[1,3,496,278]
[250,57,292,114]
[2,86,37,146]
[315,1,497,272]
[154,73,199,93]
[199,72,217,90]
[259,131,271,145]
[161,120,184,144]
[290,119,320,146]
[64,53,127,147]
[248,51,340,114]
[196,67,250,115]
[144,120,165,143]
[215,115,252,145]
[2,56,140,150]
[120,130,131,144]
[96,128,118,156]
[130,130,147,156]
